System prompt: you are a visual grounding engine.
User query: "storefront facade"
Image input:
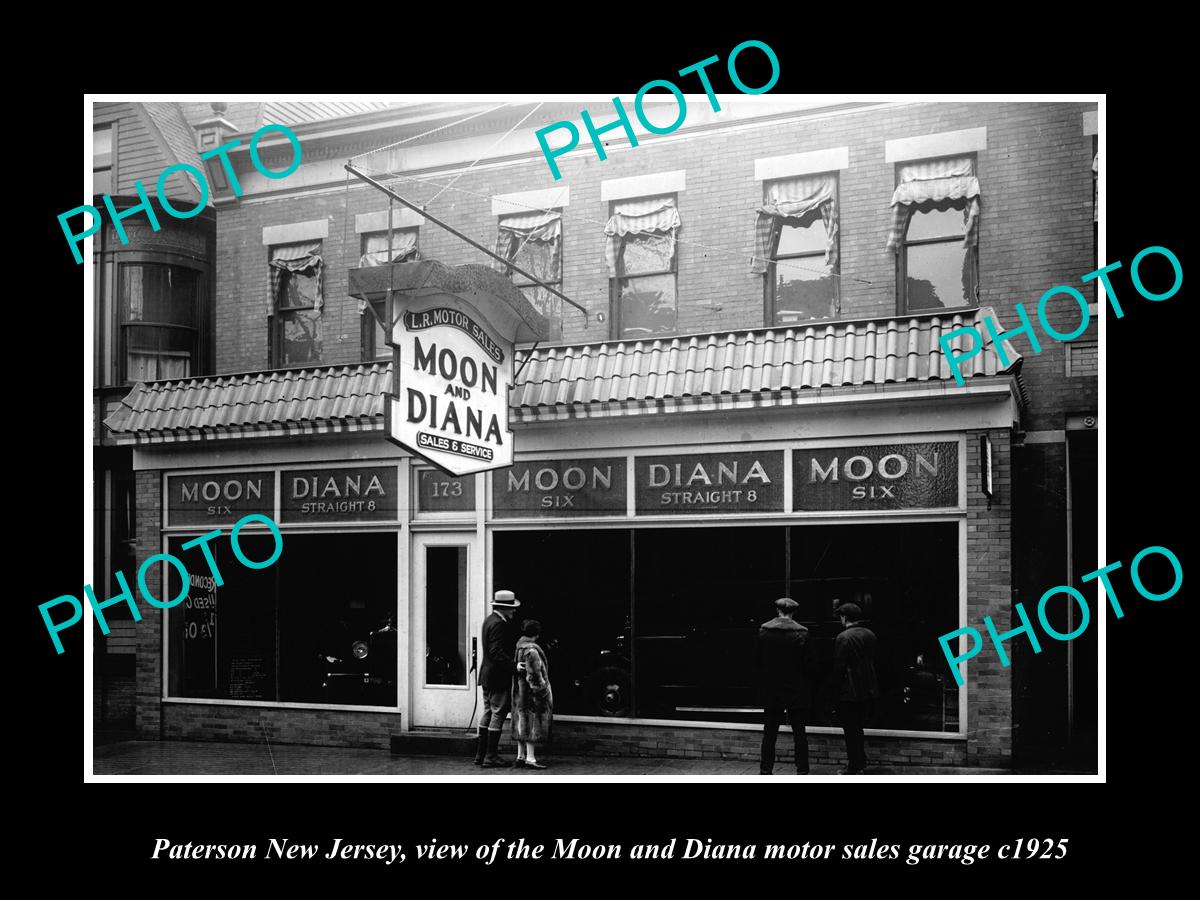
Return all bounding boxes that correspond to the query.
[95,98,1096,768]
[109,299,1023,768]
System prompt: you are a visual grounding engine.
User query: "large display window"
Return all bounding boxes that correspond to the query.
[493,530,633,716]
[789,523,960,732]
[167,531,398,707]
[493,521,959,733]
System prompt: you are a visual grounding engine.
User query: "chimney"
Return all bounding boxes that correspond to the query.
[193,103,239,197]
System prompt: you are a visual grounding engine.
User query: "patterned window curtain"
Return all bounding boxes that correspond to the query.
[360,229,419,267]
[268,240,323,317]
[885,156,981,252]
[493,210,562,276]
[604,196,680,276]
[750,174,838,274]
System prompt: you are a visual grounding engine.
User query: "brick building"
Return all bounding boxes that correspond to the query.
[95,99,1099,770]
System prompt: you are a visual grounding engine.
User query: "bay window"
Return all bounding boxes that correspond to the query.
[119,263,200,382]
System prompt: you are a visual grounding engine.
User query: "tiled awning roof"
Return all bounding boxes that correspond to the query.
[103,308,1023,445]
[104,365,392,444]
[512,307,1021,415]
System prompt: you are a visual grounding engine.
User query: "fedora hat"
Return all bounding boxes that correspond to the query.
[493,589,521,609]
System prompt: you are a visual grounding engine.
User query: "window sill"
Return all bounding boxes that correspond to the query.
[553,713,966,739]
[900,303,980,317]
[162,696,401,714]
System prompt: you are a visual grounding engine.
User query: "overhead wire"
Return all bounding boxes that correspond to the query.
[422,102,545,209]
[348,102,513,162]
[344,103,524,329]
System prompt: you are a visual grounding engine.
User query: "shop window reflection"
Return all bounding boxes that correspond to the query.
[635,526,787,721]
[790,524,960,732]
[166,532,398,707]
[493,522,959,733]
[493,530,633,717]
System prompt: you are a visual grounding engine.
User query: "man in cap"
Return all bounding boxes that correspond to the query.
[474,589,521,768]
[755,597,812,775]
[832,601,879,775]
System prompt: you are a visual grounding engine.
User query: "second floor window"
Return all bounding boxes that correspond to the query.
[605,195,680,340]
[362,297,391,362]
[269,241,323,367]
[887,155,981,314]
[495,211,563,342]
[359,228,418,360]
[360,227,419,266]
[752,174,840,325]
[120,263,200,382]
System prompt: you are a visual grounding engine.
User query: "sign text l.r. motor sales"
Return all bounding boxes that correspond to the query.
[403,308,505,364]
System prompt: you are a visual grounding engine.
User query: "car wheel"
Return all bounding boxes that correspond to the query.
[583,666,632,717]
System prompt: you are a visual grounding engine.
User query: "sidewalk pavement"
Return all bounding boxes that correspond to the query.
[92,737,1032,776]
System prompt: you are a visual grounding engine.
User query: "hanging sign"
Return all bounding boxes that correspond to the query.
[386,302,512,476]
[356,261,549,477]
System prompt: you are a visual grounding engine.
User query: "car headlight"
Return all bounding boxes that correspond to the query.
[352,641,369,660]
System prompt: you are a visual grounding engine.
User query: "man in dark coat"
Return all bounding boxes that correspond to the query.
[831,602,879,775]
[474,589,520,768]
[755,597,812,775]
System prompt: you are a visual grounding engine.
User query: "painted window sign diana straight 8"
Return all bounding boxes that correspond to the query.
[635,452,785,514]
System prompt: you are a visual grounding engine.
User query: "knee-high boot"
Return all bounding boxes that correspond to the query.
[473,726,488,765]
[481,729,512,768]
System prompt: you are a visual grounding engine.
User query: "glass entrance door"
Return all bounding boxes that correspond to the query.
[411,533,476,727]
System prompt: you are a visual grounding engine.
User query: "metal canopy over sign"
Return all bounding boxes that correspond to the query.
[351,260,548,477]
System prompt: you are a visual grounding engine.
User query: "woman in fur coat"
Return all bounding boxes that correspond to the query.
[512,619,553,769]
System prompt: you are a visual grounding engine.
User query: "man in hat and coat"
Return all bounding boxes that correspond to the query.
[475,589,521,768]
[831,601,879,775]
[755,597,812,775]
